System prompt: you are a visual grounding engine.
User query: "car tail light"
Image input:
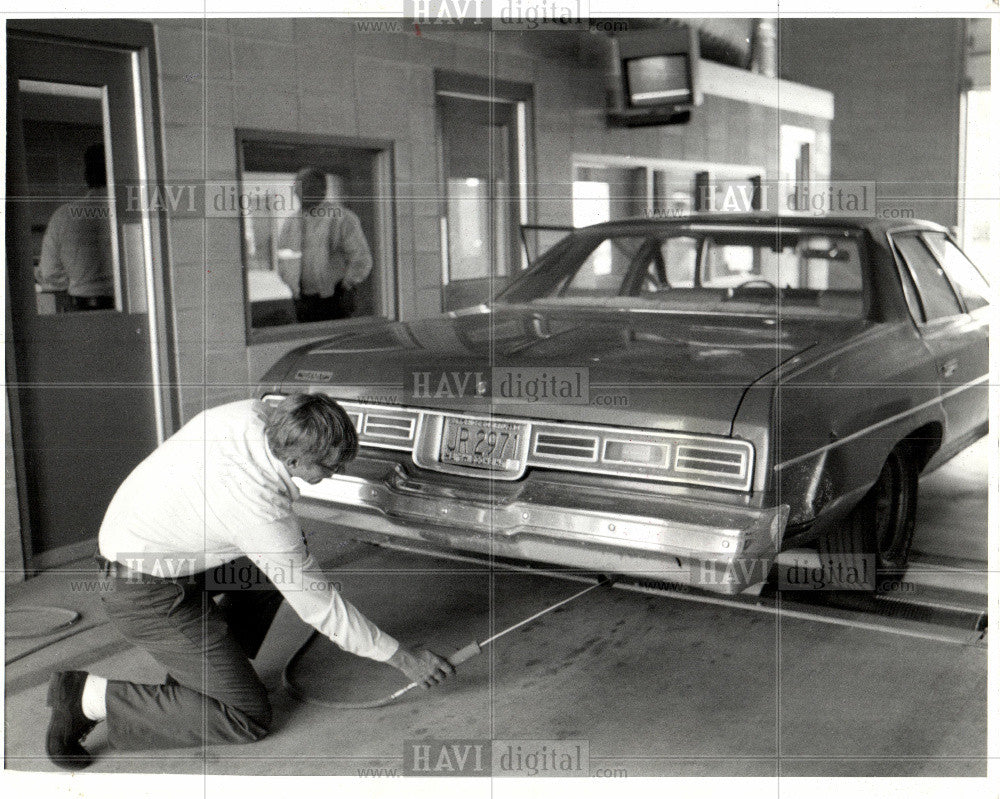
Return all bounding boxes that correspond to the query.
[533,431,599,461]
[529,422,751,491]
[674,445,748,477]
[362,412,416,443]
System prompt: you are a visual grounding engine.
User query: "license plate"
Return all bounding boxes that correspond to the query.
[439,416,526,472]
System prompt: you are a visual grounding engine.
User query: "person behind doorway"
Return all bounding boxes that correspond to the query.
[35,143,115,311]
[276,167,373,324]
[44,393,454,769]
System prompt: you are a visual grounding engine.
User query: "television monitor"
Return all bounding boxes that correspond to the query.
[624,54,693,108]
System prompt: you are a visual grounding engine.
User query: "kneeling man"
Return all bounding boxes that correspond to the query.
[46,393,453,768]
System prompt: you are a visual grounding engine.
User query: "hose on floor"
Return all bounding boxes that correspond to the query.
[282,628,412,709]
[6,605,81,638]
[5,605,108,666]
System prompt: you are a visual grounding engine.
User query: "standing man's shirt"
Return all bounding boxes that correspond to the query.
[99,399,399,662]
[277,201,373,299]
[36,188,114,298]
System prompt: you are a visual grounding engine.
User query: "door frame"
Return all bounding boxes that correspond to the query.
[434,70,536,312]
[6,20,177,574]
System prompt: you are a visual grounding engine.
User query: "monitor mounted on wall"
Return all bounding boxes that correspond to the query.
[623,53,694,108]
[608,27,701,127]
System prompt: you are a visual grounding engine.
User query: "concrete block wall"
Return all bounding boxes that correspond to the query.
[778,18,965,227]
[151,19,830,424]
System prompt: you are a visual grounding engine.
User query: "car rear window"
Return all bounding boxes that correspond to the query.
[499,228,867,318]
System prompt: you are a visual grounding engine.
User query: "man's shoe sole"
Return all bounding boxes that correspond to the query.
[45,672,95,770]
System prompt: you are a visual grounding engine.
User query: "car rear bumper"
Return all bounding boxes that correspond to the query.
[295,458,789,594]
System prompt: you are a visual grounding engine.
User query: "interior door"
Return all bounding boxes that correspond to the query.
[7,33,160,561]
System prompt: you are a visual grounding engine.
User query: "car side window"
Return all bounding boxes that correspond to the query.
[920,233,990,311]
[894,253,925,323]
[560,236,643,297]
[893,233,963,321]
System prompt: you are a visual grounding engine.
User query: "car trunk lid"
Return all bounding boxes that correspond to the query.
[278,304,865,436]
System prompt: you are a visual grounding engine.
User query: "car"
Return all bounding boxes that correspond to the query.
[259,214,990,594]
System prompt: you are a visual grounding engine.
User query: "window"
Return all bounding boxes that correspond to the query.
[703,243,756,287]
[561,237,644,297]
[499,228,866,318]
[19,80,121,315]
[893,233,962,321]
[920,233,990,312]
[660,237,698,287]
[958,19,991,267]
[703,235,862,293]
[895,252,925,324]
[572,156,765,221]
[236,131,396,342]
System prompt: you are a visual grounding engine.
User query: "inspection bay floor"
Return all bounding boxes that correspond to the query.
[4,440,987,777]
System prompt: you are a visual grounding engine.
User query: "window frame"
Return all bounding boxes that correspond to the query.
[234,128,398,346]
[434,70,535,312]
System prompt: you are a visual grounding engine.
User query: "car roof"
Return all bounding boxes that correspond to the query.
[573,213,950,237]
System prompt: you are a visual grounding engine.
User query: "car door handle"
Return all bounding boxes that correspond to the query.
[940,358,958,378]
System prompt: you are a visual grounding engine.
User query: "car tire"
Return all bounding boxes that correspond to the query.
[818,442,919,590]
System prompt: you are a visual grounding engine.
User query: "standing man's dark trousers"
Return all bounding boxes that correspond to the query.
[97,556,284,749]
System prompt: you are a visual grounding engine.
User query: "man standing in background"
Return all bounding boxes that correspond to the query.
[277,167,373,323]
[35,143,115,311]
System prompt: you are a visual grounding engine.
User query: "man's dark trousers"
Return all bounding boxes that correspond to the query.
[97,557,284,749]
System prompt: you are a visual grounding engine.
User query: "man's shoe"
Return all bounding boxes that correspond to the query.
[45,671,98,770]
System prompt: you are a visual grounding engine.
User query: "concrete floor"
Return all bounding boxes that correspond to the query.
[5,438,988,777]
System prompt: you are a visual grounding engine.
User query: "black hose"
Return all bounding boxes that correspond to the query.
[281,629,412,709]
[6,605,81,639]
[5,605,108,666]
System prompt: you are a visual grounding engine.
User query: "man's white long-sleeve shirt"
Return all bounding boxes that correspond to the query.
[99,399,399,662]
[36,187,115,297]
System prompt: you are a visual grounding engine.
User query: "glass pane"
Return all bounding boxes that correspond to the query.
[446,177,491,281]
[894,235,963,321]
[561,236,645,297]
[501,230,865,318]
[19,79,119,314]
[440,95,519,284]
[238,138,381,330]
[960,88,992,266]
[921,233,990,312]
[573,165,648,221]
[662,236,698,286]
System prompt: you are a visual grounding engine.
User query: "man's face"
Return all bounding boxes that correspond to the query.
[284,446,346,484]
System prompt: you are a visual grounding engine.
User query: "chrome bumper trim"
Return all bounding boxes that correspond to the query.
[295,464,788,594]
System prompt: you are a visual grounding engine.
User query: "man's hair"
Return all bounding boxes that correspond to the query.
[84,143,106,189]
[295,166,328,210]
[265,393,358,464]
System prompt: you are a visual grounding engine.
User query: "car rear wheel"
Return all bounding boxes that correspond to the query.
[819,443,919,589]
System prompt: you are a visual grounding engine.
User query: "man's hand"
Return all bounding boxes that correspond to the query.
[387,646,455,689]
